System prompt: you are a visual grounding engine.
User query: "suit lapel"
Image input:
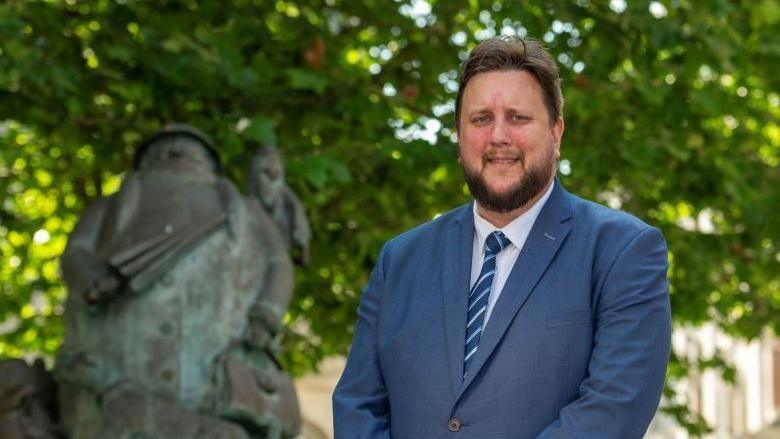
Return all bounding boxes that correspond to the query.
[457,182,573,397]
[441,203,475,396]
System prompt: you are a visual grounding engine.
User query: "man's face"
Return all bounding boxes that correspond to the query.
[458,69,564,213]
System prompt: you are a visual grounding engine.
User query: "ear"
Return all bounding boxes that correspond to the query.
[551,117,564,159]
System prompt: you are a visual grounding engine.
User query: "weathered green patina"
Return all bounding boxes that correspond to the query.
[53,125,301,438]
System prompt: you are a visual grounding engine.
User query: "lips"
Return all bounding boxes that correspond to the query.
[486,155,521,166]
[481,150,524,168]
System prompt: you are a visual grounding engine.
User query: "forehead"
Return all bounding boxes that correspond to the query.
[461,69,545,110]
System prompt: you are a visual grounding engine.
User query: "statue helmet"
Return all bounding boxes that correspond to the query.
[133,123,221,171]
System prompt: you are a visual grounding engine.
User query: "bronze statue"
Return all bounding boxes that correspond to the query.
[0,359,60,439]
[55,124,300,438]
[248,146,311,266]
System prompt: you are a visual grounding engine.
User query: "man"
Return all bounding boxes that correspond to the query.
[333,37,671,438]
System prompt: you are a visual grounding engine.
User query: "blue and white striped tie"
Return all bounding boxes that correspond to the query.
[464,230,511,378]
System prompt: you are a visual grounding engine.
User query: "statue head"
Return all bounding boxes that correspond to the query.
[248,145,285,208]
[134,124,220,175]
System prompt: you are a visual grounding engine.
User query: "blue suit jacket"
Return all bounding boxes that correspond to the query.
[333,181,671,438]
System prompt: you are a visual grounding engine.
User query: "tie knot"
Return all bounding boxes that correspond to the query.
[485,231,511,255]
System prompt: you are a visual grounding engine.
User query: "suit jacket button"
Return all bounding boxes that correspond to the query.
[448,417,462,432]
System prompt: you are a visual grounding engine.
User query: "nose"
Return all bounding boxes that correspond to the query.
[490,118,511,146]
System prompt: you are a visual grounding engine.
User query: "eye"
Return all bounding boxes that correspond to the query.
[472,115,491,126]
[509,114,530,123]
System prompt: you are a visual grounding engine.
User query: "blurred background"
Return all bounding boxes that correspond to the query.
[1,0,778,437]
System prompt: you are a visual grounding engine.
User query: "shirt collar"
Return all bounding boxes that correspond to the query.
[472,179,555,253]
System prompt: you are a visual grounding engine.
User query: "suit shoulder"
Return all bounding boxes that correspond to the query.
[384,202,469,252]
[567,191,659,239]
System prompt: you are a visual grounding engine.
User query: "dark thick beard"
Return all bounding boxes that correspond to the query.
[462,151,555,213]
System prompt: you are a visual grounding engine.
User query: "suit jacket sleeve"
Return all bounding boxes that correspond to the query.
[537,226,672,439]
[332,245,392,439]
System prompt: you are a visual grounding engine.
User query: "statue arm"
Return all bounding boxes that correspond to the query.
[240,197,295,355]
[219,181,293,355]
[249,220,294,356]
[57,199,125,392]
[283,186,311,265]
[60,197,121,302]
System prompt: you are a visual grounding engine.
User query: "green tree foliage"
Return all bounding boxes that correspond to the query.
[1,0,778,433]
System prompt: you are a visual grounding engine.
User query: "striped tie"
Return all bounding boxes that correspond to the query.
[464,230,511,378]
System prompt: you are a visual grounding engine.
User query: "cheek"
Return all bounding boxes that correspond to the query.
[507,127,537,146]
[459,129,489,154]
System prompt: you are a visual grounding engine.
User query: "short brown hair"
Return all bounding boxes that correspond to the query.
[455,36,563,129]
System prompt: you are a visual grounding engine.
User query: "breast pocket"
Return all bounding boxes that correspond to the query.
[546,308,591,329]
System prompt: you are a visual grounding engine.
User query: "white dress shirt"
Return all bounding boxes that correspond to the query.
[470,181,555,325]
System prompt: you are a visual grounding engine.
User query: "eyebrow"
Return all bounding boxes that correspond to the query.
[467,105,529,113]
